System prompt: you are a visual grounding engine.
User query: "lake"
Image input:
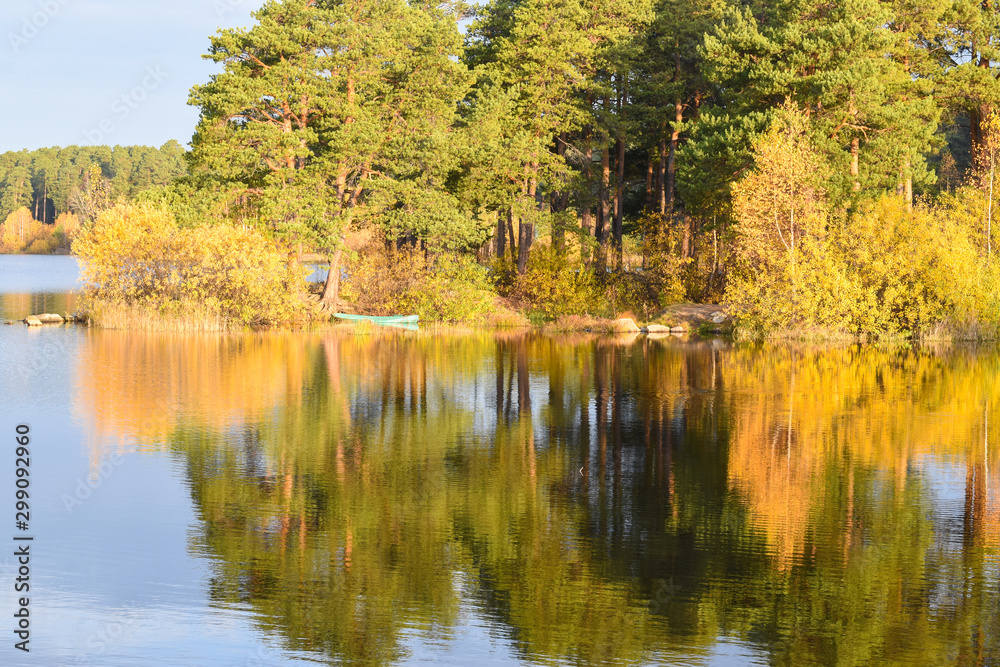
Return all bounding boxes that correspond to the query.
[1,255,998,666]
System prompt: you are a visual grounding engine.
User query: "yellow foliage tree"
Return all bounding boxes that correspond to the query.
[1,207,33,252]
[72,202,311,328]
[53,212,81,250]
[731,103,826,276]
[0,206,56,254]
[975,110,1000,258]
[726,104,833,332]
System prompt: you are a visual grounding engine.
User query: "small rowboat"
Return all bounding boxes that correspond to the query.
[333,313,419,325]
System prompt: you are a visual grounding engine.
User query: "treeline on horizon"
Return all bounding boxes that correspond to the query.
[47,0,1000,335]
[0,142,186,253]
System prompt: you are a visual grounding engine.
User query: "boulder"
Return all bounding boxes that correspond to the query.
[711,312,727,324]
[670,326,686,333]
[35,313,64,324]
[644,324,671,333]
[611,317,641,333]
[24,316,42,327]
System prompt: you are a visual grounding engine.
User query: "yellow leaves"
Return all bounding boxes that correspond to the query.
[729,189,1000,338]
[0,206,59,254]
[731,103,826,272]
[728,103,1000,338]
[72,201,310,328]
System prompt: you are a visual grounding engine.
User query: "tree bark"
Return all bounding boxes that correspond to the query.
[665,53,683,213]
[613,135,625,270]
[595,135,610,272]
[495,209,506,258]
[681,215,693,259]
[666,100,681,212]
[581,137,593,259]
[320,246,344,307]
[517,175,537,274]
[645,156,654,210]
[507,207,517,262]
[904,158,912,210]
[552,132,568,250]
[657,134,667,214]
[850,136,860,191]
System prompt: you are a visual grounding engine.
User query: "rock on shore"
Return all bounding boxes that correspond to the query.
[23,313,65,326]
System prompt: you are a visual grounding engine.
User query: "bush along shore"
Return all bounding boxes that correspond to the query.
[60,202,744,335]
[57,191,995,341]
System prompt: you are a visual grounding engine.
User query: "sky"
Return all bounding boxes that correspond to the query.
[0,0,267,153]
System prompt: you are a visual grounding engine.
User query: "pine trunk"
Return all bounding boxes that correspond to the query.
[495,210,506,258]
[507,208,517,262]
[552,133,567,250]
[517,175,537,274]
[582,139,593,262]
[595,136,610,272]
[613,136,625,270]
[320,247,344,307]
[850,137,860,191]
[657,134,667,214]
[645,157,654,210]
[666,100,681,212]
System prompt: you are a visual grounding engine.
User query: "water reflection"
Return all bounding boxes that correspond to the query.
[73,332,1000,665]
[0,255,80,320]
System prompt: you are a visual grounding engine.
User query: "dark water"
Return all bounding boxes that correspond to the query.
[1,255,999,666]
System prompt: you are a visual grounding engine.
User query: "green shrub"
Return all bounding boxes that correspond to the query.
[342,242,496,322]
[507,245,606,318]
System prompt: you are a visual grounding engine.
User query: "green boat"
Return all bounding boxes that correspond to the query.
[333,313,419,325]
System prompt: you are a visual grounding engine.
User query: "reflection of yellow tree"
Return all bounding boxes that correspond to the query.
[72,330,1000,665]
[721,345,1000,571]
[0,291,78,320]
[73,330,310,471]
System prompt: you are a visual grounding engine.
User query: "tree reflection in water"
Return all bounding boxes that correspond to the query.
[75,331,1000,665]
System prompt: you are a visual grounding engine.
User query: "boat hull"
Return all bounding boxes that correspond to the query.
[333,313,419,325]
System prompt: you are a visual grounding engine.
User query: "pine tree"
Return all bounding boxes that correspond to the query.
[189,0,470,305]
[694,0,943,209]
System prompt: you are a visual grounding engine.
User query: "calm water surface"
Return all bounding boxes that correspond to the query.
[1,255,998,666]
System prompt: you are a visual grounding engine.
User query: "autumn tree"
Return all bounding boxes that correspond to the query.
[726,105,831,330]
[190,0,470,306]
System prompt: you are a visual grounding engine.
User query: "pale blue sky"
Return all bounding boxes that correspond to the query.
[1,0,266,153]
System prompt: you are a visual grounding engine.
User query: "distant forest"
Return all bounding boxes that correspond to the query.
[0,142,186,224]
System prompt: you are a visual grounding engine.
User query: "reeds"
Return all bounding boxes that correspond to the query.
[544,315,636,333]
[83,299,236,332]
